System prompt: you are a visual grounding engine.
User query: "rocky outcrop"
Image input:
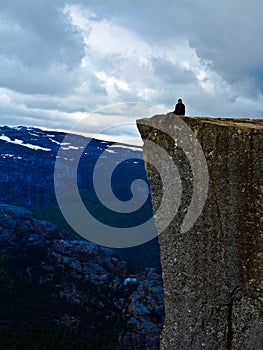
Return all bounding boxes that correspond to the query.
[119,268,164,349]
[0,204,164,349]
[137,114,263,350]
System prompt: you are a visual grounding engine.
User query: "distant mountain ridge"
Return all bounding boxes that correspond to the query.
[0,125,144,206]
[0,125,161,269]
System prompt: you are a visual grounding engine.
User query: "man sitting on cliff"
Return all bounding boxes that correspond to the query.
[173,99,185,115]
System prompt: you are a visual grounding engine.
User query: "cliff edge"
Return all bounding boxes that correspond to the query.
[137,114,263,350]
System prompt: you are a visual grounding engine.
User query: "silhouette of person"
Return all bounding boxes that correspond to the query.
[174,99,185,115]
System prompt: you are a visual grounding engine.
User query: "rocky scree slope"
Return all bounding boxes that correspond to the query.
[0,204,164,350]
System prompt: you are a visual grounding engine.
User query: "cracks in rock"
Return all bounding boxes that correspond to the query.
[225,286,242,350]
[226,298,233,350]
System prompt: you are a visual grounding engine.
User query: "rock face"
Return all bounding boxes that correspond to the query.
[137,114,263,350]
[0,204,164,349]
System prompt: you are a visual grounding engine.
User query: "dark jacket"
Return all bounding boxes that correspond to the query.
[174,102,185,115]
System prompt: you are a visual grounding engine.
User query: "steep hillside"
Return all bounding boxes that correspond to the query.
[0,125,160,270]
[0,204,164,349]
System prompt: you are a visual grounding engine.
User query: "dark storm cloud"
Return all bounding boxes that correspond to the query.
[0,0,84,69]
[0,0,86,97]
[178,1,263,82]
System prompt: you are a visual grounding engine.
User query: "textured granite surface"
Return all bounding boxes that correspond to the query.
[137,114,263,350]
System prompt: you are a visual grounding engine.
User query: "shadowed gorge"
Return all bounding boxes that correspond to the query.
[137,114,263,350]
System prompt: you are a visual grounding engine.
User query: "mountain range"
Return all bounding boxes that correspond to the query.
[0,125,161,270]
[0,125,163,349]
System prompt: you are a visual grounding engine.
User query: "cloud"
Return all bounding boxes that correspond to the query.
[0,0,85,96]
[0,0,84,69]
[82,0,263,92]
[182,1,263,78]
[0,57,82,95]
[0,0,262,138]
[87,0,263,76]
[66,1,263,118]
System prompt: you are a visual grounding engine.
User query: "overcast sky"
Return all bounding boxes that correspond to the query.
[0,0,263,140]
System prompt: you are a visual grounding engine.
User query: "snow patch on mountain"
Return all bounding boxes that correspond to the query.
[1,153,23,160]
[109,144,142,152]
[0,135,51,151]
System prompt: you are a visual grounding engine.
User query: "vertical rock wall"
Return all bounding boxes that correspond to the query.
[137,114,263,350]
